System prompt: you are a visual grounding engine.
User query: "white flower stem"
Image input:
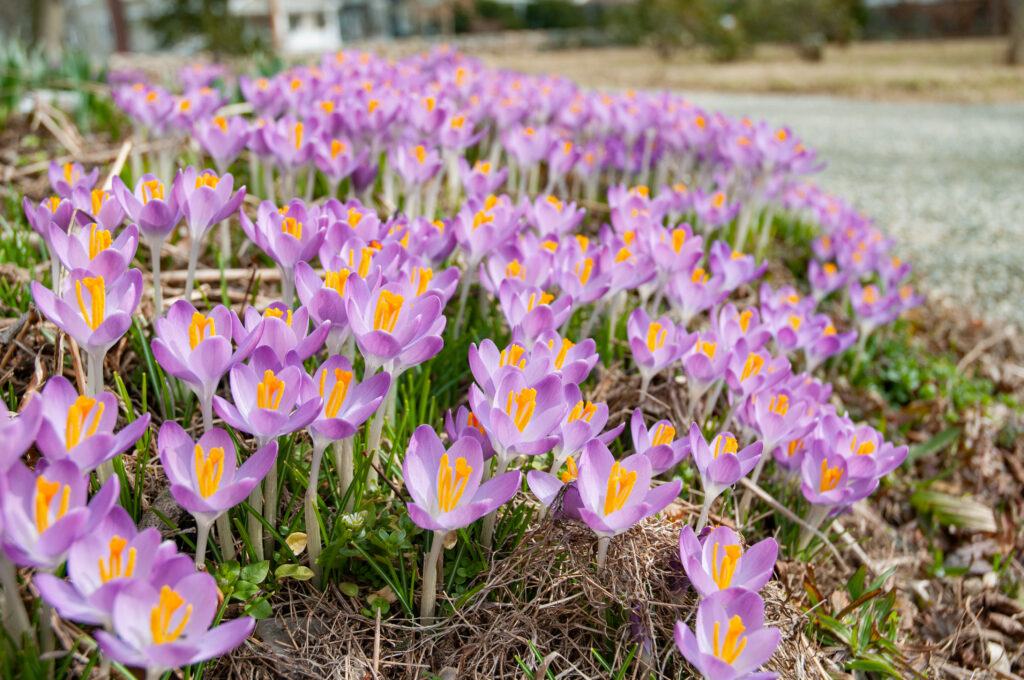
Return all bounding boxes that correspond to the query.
[184,238,202,300]
[596,536,611,568]
[194,516,213,568]
[216,512,234,560]
[798,504,832,551]
[479,454,510,549]
[696,496,713,533]
[420,529,446,622]
[452,268,474,338]
[306,442,327,586]
[334,437,354,512]
[280,266,295,309]
[365,375,392,490]
[263,458,279,559]
[149,239,163,318]
[0,556,29,645]
[248,482,264,561]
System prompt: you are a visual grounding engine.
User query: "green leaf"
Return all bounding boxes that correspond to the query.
[275,564,314,581]
[847,565,866,600]
[216,560,241,587]
[244,597,272,620]
[231,581,260,601]
[240,560,270,584]
[339,582,359,597]
[907,427,960,463]
[368,596,390,614]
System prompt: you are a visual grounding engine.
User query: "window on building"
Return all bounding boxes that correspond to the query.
[315,11,326,28]
[288,13,301,30]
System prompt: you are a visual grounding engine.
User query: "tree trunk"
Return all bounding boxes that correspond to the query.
[1009,0,1024,65]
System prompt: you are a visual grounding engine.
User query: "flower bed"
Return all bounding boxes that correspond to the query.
[1,47,1020,679]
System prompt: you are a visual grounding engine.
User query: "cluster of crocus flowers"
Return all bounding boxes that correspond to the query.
[0,43,928,677]
[675,526,780,679]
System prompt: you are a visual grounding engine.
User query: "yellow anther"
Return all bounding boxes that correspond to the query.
[603,462,637,515]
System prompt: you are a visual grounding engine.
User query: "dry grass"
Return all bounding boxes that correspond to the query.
[475,38,1024,103]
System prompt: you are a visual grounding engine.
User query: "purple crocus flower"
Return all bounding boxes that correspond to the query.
[799,440,878,509]
[709,241,766,292]
[111,174,182,247]
[0,395,41,471]
[528,194,585,237]
[457,158,507,198]
[48,221,138,276]
[445,405,496,461]
[239,199,326,307]
[390,143,443,188]
[70,186,126,230]
[345,279,445,375]
[308,355,390,450]
[31,263,143,393]
[403,425,521,533]
[498,281,572,350]
[48,161,98,199]
[214,349,322,446]
[233,303,330,368]
[152,300,263,430]
[682,332,730,400]
[0,460,118,569]
[159,422,277,565]
[575,439,681,542]
[631,409,690,475]
[172,167,246,295]
[192,116,250,171]
[804,321,857,373]
[35,375,150,474]
[675,589,780,680]
[314,136,367,194]
[94,572,255,676]
[678,525,778,598]
[552,384,622,470]
[628,307,693,392]
[689,424,762,527]
[294,261,353,355]
[34,506,193,627]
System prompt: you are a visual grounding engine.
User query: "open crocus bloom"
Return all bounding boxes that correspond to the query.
[48,221,139,276]
[0,395,41,471]
[172,166,246,243]
[631,409,691,475]
[468,370,565,461]
[234,303,330,367]
[0,460,118,569]
[159,423,277,524]
[679,525,778,598]
[111,174,183,246]
[345,279,445,374]
[627,307,693,381]
[49,161,99,199]
[575,440,681,538]
[35,376,150,474]
[95,572,255,674]
[675,589,780,680]
[35,506,193,627]
[799,441,878,509]
[214,348,322,444]
[403,425,521,532]
[689,424,762,504]
[307,355,391,448]
[152,301,263,417]
[31,263,143,359]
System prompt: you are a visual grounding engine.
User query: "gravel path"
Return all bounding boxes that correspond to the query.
[690,92,1024,328]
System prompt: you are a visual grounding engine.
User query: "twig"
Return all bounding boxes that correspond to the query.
[0,309,32,371]
[956,326,1013,374]
[737,477,850,570]
[102,140,133,191]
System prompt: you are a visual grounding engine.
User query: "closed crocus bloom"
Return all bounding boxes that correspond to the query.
[234,303,330,368]
[94,573,255,675]
[48,161,99,199]
[24,194,75,241]
[682,331,730,399]
[263,115,315,174]
[152,300,263,430]
[0,395,42,471]
[214,348,322,445]
[314,136,367,192]
[345,278,446,375]
[576,440,681,542]
[0,460,118,569]
[48,221,139,276]
[678,525,778,598]
[630,409,690,475]
[675,589,780,680]
[35,376,150,474]
[35,506,193,627]
[403,425,521,533]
